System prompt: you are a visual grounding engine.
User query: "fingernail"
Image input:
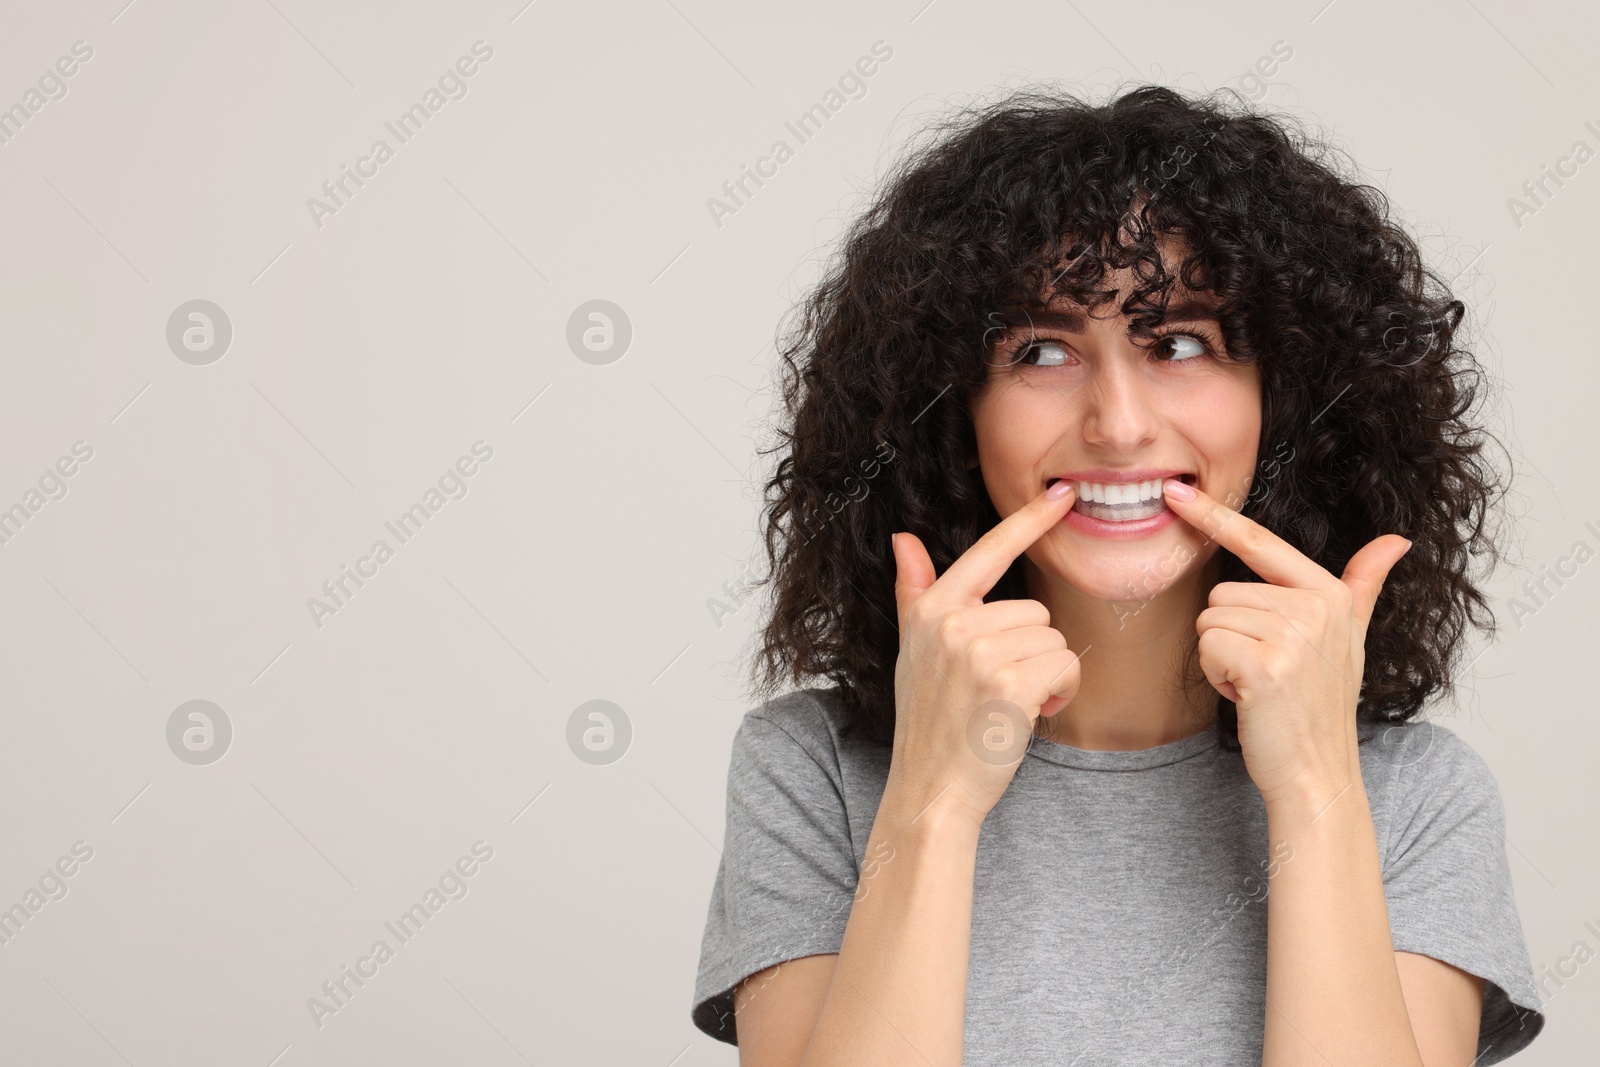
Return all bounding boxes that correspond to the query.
[1046,479,1073,500]
[1163,477,1196,501]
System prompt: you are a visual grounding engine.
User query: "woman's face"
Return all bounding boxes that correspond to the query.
[969,256,1263,608]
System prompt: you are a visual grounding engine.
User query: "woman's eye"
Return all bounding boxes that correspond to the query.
[1153,334,1207,361]
[1017,340,1071,366]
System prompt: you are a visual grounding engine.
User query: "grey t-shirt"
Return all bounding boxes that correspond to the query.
[691,686,1545,1064]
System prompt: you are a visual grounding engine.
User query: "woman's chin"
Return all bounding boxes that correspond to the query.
[1023,511,1213,609]
[1039,545,1204,609]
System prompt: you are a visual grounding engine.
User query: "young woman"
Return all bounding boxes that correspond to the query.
[690,84,1545,1066]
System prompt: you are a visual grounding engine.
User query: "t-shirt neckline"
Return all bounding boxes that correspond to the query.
[1024,722,1220,770]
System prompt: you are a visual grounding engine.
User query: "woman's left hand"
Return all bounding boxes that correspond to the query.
[1160,478,1413,808]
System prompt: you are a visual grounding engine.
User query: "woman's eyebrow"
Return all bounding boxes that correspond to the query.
[1152,299,1222,325]
[1009,299,1220,333]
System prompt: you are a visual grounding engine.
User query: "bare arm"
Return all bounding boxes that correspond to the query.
[735,786,982,1067]
[1156,480,1482,1064]
[1260,779,1474,1066]
[1396,951,1484,1066]
[736,486,1083,1065]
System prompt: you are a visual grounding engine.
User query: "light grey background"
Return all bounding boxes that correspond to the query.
[0,1,1594,1064]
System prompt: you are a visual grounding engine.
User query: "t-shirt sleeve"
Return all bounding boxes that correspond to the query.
[1380,722,1545,1064]
[690,706,860,1046]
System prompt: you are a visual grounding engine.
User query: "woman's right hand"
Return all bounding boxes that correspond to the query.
[888,480,1083,830]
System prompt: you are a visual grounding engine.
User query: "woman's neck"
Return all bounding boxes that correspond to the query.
[1022,555,1219,751]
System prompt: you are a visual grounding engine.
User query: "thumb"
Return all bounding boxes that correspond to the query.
[892,532,937,634]
[1341,534,1412,635]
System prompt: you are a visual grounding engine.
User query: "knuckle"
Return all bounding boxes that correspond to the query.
[1262,650,1292,681]
[967,633,998,668]
[932,610,966,648]
[990,664,1019,693]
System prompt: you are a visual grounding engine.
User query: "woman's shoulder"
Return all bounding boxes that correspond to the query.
[732,684,890,788]
[1355,716,1508,825]
[732,686,851,770]
[1357,716,1497,782]
[741,684,848,738]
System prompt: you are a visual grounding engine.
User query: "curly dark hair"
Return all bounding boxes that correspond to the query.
[741,82,1511,752]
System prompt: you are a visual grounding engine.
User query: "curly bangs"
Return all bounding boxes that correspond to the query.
[745,82,1509,751]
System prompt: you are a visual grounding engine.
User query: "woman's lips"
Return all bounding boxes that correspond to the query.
[1045,474,1195,518]
[1046,474,1195,538]
[1060,503,1179,539]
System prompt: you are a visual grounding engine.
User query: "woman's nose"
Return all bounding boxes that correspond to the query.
[1081,357,1158,449]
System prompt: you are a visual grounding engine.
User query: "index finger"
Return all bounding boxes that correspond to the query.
[931,480,1077,605]
[1160,478,1334,589]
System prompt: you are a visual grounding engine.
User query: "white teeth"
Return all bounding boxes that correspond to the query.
[1074,479,1167,505]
